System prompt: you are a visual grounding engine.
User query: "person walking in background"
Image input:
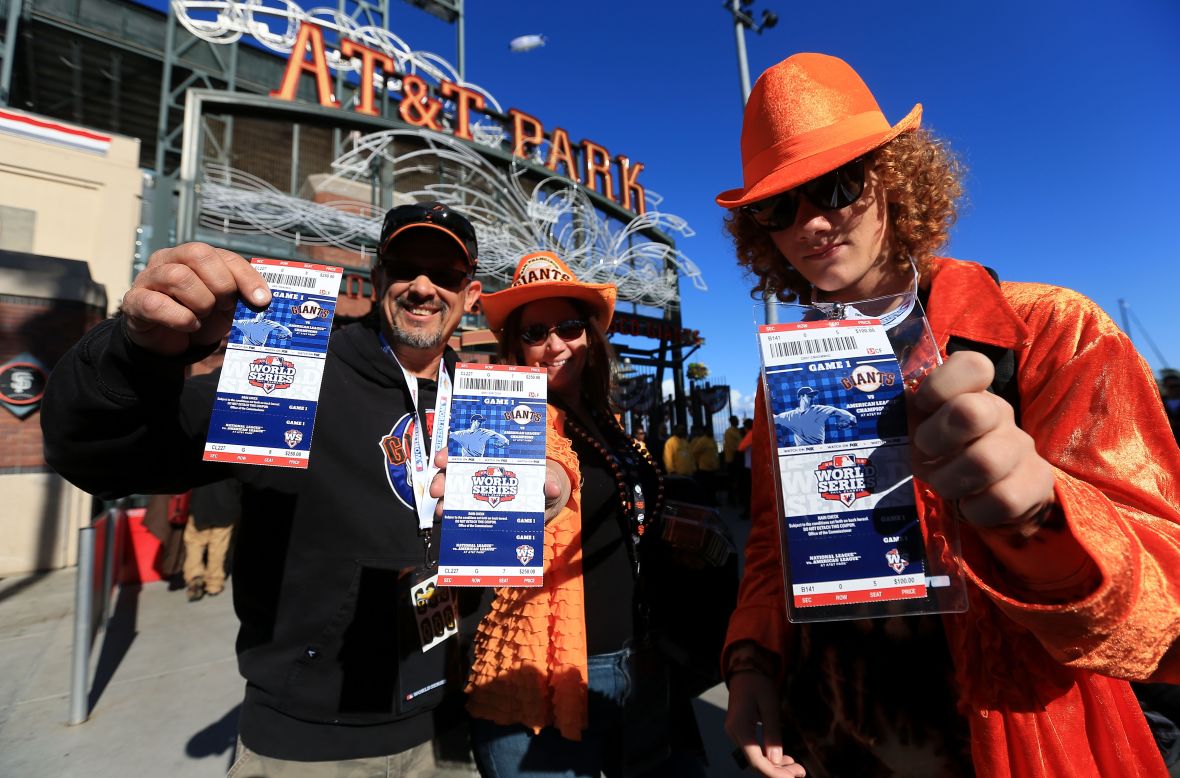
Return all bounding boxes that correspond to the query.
[736,419,754,519]
[141,491,190,586]
[1162,369,1180,446]
[716,53,1180,777]
[183,478,240,602]
[689,424,721,496]
[633,426,649,454]
[723,415,744,505]
[662,423,695,476]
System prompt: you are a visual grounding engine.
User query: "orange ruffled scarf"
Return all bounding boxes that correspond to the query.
[465,405,592,739]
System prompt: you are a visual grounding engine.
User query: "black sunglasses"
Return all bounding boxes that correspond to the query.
[741,157,867,231]
[519,319,587,346]
[382,262,473,291]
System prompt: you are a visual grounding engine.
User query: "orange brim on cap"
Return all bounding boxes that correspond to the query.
[382,222,475,267]
[481,251,617,333]
[716,104,921,208]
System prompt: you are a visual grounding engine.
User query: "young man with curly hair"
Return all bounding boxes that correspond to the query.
[717,53,1180,778]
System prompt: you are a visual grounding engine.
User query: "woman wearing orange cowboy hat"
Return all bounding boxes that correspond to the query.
[717,53,1180,777]
[453,252,709,777]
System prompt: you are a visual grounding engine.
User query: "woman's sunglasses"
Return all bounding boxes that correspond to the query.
[741,157,867,232]
[519,319,587,345]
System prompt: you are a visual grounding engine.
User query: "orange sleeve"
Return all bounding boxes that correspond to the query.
[722,384,790,673]
[958,284,1180,681]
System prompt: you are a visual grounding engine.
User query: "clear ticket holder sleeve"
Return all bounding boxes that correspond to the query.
[755,290,968,623]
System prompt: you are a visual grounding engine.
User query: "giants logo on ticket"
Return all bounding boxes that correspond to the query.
[292,300,331,320]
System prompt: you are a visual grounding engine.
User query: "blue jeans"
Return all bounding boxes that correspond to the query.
[470,647,706,778]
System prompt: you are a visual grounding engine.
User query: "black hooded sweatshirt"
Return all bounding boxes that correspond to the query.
[42,316,463,760]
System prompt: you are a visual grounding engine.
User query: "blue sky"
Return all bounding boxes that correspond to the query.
[382,0,1178,418]
[182,0,1176,417]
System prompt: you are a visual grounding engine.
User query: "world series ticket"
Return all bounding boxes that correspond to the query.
[203,258,342,469]
[759,319,930,614]
[438,363,547,587]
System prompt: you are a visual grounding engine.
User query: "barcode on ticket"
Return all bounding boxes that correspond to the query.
[260,271,316,289]
[767,334,858,359]
[459,376,526,393]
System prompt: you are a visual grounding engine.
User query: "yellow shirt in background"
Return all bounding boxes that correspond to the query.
[690,435,721,472]
[723,426,743,464]
[663,435,695,476]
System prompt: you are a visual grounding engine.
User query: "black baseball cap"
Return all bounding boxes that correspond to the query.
[379,201,478,268]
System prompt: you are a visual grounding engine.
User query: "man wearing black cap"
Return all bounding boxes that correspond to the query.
[41,202,482,774]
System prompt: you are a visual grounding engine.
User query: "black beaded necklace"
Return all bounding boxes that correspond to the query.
[561,405,664,579]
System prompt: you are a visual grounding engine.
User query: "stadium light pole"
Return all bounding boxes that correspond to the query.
[725,0,779,322]
[401,0,465,79]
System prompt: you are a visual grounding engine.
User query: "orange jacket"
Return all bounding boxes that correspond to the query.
[726,259,1180,777]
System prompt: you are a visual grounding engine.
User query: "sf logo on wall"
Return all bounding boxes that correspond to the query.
[0,355,48,419]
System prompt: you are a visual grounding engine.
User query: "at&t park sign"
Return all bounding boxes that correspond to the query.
[174,2,648,214]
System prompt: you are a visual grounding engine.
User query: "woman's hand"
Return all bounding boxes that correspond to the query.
[431,449,568,521]
[543,459,571,521]
[725,670,806,777]
[430,449,449,519]
[910,351,1056,534]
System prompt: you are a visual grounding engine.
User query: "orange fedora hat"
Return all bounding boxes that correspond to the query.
[716,53,922,209]
[481,251,617,333]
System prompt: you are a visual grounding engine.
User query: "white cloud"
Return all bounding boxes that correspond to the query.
[729,387,756,421]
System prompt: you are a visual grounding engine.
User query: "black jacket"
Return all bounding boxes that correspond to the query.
[42,316,462,760]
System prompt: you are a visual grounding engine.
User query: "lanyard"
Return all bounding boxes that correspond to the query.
[811,264,920,329]
[379,334,453,536]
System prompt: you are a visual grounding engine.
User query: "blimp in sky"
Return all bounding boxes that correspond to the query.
[509,34,547,53]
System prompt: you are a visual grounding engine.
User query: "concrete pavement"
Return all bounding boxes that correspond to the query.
[0,506,752,777]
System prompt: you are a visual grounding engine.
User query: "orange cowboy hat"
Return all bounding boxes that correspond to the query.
[481,251,617,332]
[715,53,922,209]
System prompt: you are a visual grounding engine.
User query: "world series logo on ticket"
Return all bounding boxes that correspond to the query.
[759,319,929,614]
[439,363,547,587]
[203,258,342,469]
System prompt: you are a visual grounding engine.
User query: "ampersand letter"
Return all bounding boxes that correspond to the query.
[398,75,442,130]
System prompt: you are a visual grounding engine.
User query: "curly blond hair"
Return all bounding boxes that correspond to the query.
[723,129,965,302]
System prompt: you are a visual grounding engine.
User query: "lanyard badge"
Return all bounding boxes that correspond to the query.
[380,335,452,537]
[407,569,458,652]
